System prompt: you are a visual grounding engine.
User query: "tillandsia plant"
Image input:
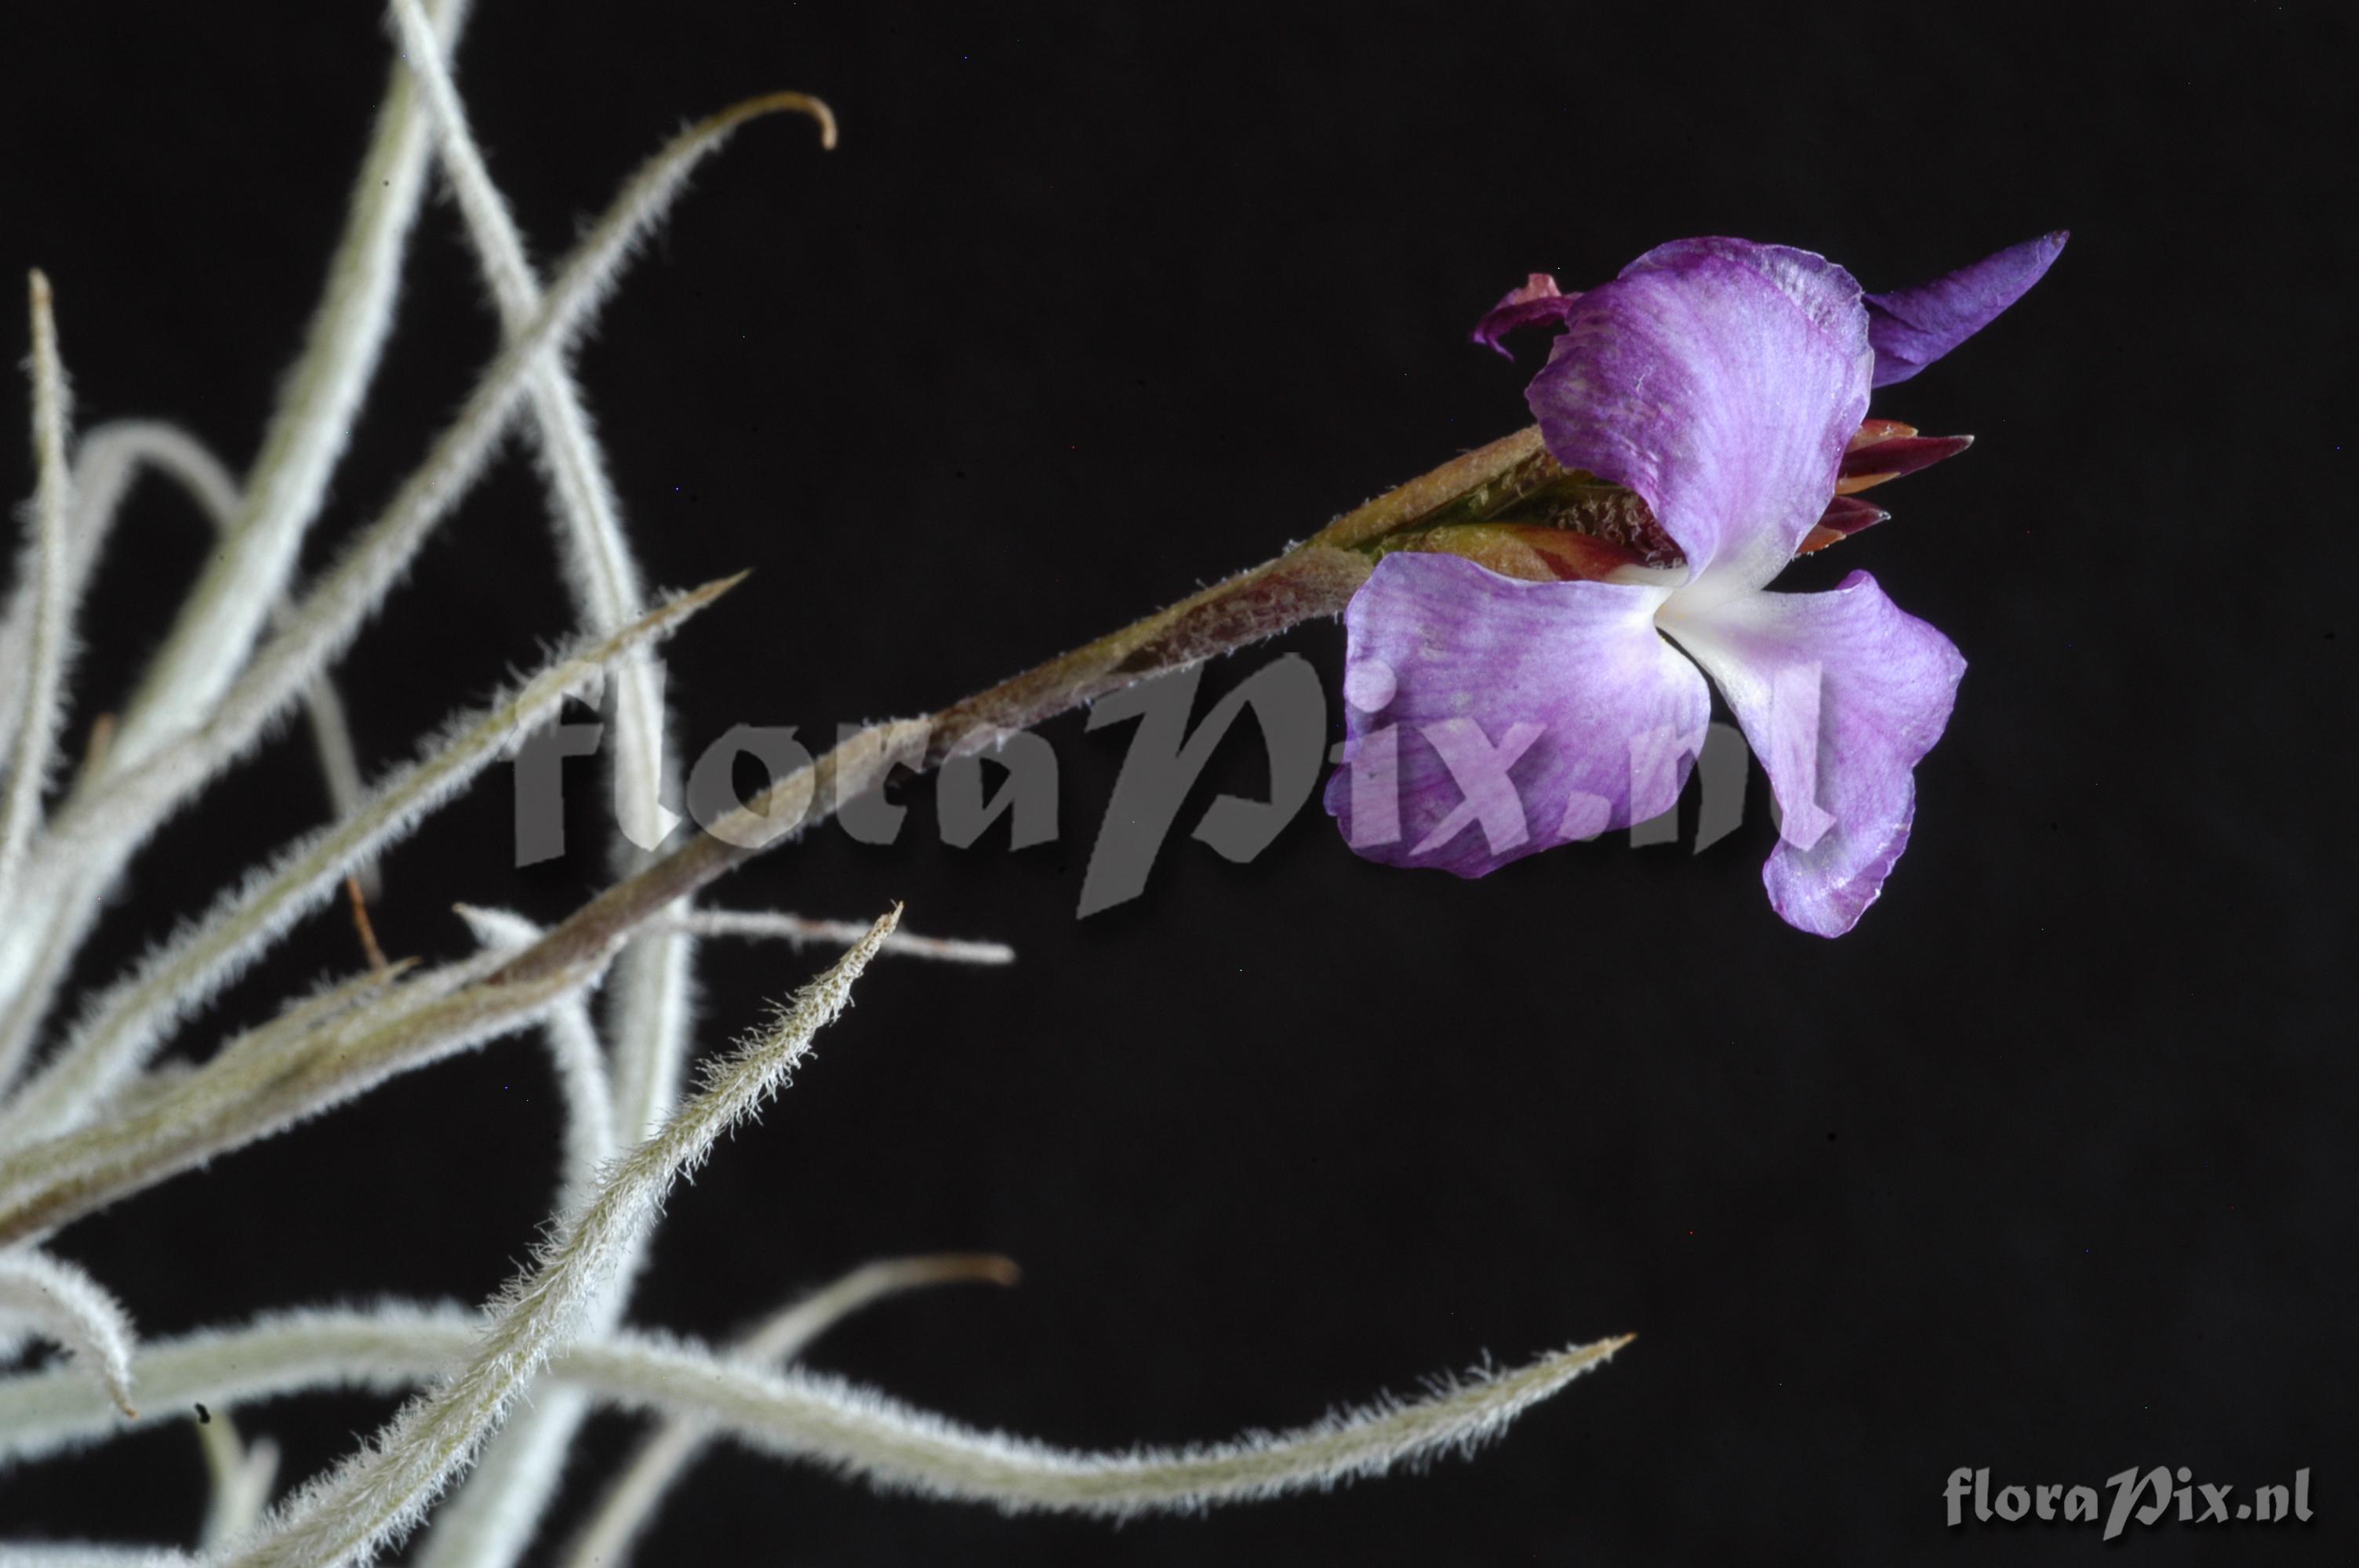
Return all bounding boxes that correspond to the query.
[0,5,2061,1564]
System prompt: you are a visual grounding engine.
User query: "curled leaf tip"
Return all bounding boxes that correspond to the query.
[724,90,838,149]
[876,1251,1025,1290]
[947,1253,1023,1287]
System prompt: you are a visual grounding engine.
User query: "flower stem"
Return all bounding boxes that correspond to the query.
[485,426,1547,987]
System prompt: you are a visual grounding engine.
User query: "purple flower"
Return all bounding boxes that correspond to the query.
[1329,234,2061,935]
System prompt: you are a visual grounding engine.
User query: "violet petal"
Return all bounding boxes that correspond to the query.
[1471,272,1579,358]
[1526,239,1874,599]
[1325,552,1710,880]
[1659,571,1966,936]
[1866,231,2067,388]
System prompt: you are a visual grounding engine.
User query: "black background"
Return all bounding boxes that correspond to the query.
[2,2,2352,1563]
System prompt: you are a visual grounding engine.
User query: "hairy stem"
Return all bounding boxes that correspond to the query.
[198,1410,282,1554]
[0,580,735,1145]
[0,89,835,1102]
[0,1246,138,1418]
[557,1254,1018,1568]
[100,0,474,775]
[222,913,897,1567]
[484,426,1547,993]
[0,431,1532,1252]
[0,1304,1630,1526]
[0,953,587,1249]
[0,274,75,924]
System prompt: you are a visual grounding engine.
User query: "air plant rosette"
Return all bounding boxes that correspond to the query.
[0,2,2059,1562]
